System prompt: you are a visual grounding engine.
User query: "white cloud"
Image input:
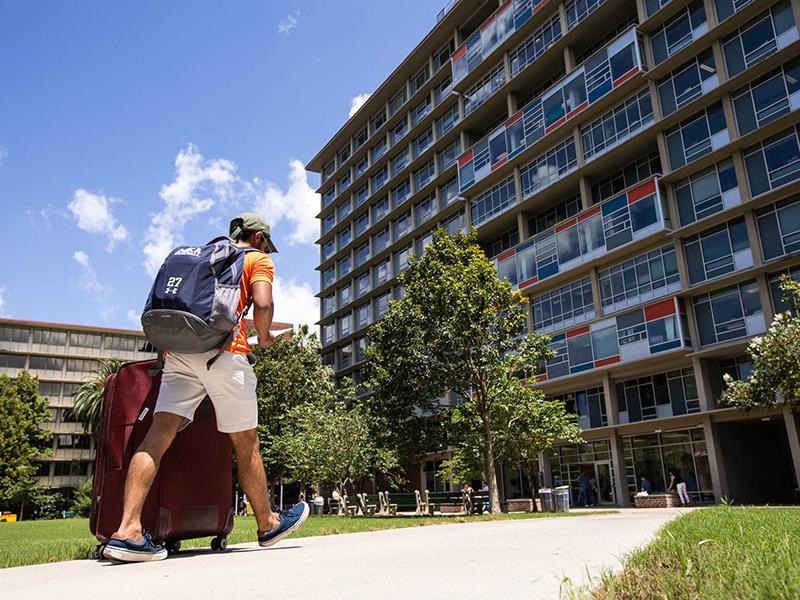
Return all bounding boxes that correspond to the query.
[270,275,319,331]
[254,159,318,246]
[126,309,141,327]
[348,93,371,118]
[143,144,238,277]
[277,11,300,35]
[73,250,118,320]
[68,189,129,250]
[0,287,8,317]
[0,146,7,166]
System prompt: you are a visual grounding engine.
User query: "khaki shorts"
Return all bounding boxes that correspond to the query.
[154,350,257,433]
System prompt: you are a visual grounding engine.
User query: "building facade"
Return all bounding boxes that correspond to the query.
[308,0,800,505]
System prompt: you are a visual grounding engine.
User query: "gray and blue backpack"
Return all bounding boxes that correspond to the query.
[141,237,258,365]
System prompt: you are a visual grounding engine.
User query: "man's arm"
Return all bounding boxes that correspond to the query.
[251,280,275,347]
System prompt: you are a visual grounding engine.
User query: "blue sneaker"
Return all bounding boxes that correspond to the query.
[102,530,168,562]
[258,502,310,547]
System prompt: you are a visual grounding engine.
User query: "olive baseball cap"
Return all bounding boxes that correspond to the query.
[229,212,279,253]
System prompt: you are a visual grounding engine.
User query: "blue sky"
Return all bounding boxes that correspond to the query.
[0,1,438,329]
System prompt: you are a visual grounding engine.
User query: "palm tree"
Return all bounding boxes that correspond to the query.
[71,359,123,434]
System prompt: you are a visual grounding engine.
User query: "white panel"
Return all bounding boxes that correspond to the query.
[608,28,636,55]
[475,163,491,181]
[733,249,754,270]
[790,90,800,113]
[694,22,709,38]
[778,27,799,50]
[559,256,584,273]
[701,74,719,95]
[618,411,629,424]
[656,404,673,419]
[722,188,741,210]
[590,317,617,332]
[711,130,730,150]
[619,339,649,362]
[745,313,767,336]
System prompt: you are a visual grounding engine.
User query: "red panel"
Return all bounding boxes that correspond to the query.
[534,0,551,12]
[492,157,509,171]
[566,100,589,120]
[520,276,539,288]
[497,248,516,262]
[452,45,467,61]
[567,325,590,338]
[613,66,641,87]
[555,217,578,233]
[628,178,657,203]
[577,206,601,222]
[535,373,548,382]
[458,149,474,167]
[505,112,523,127]
[545,116,566,134]
[595,355,621,368]
[645,298,676,321]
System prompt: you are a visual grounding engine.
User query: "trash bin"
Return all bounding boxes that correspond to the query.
[538,488,554,512]
[554,485,570,513]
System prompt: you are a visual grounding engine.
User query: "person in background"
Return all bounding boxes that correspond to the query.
[312,487,325,516]
[578,472,594,507]
[668,468,691,506]
[462,483,474,515]
[639,474,653,494]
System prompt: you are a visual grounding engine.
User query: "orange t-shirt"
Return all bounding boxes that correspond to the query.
[226,251,275,354]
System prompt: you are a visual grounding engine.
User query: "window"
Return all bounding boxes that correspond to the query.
[441,210,465,235]
[413,160,435,191]
[371,166,388,193]
[390,118,409,146]
[439,178,459,208]
[510,14,561,76]
[322,214,336,235]
[464,62,506,116]
[657,49,718,116]
[394,244,413,274]
[355,272,371,298]
[722,0,796,78]
[413,127,434,159]
[71,332,102,349]
[733,57,800,136]
[337,171,352,195]
[434,76,453,106]
[337,314,352,338]
[528,194,581,236]
[391,179,411,208]
[373,257,391,287]
[665,102,727,170]
[591,151,661,205]
[354,337,368,363]
[389,89,407,117]
[519,138,578,199]
[322,266,336,290]
[744,126,800,197]
[433,39,455,72]
[769,265,800,313]
[581,88,654,160]
[355,303,371,330]
[338,227,351,250]
[566,0,605,26]
[38,381,61,397]
[29,356,64,371]
[415,193,437,225]
[354,155,369,179]
[57,434,92,450]
[412,97,432,126]
[719,355,754,385]
[355,241,370,267]
[354,127,368,150]
[337,199,352,222]
[66,358,97,373]
[53,461,90,477]
[337,144,351,167]
[372,196,389,223]
[322,295,335,317]
[599,245,680,312]
[532,277,595,333]
[338,254,352,278]
[391,149,409,176]
[322,188,336,209]
[105,336,138,352]
[684,218,750,285]
[322,240,336,262]
[693,280,763,346]
[322,160,335,183]
[322,324,335,346]
[0,327,29,343]
[618,370,700,423]
[484,227,519,259]
[713,0,754,23]
[651,1,707,66]
[392,211,412,240]
[373,227,390,253]
[437,139,461,173]
[374,291,392,319]
[410,65,429,96]
[370,109,387,135]
[674,158,738,225]
[756,196,800,261]
[470,176,516,227]
[31,329,66,345]
[371,137,388,163]
[436,103,460,137]
[353,183,368,207]
[355,212,370,236]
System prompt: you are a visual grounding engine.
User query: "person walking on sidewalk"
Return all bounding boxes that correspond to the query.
[103,213,309,562]
[668,468,691,506]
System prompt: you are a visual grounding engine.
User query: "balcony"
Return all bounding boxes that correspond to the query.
[457,27,646,193]
[495,176,670,290]
[541,296,690,382]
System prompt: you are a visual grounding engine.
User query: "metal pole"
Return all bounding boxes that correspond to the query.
[279,477,284,510]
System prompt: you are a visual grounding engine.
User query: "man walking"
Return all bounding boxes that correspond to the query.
[103,213,309,562]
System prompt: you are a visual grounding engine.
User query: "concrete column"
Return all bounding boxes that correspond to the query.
[656,131,671,175]
[711,40,728,82]
[517,210,530,241]
[672,234,691,291]
[558,3,570,41]
[601,372,619,426]
[573,126,585,168]
[783,405,800,493]
[702,0,718,28]
[460,129,471,152]
[609,432,631,506]
[634,0,647,25]
[731,150,753,204]
[513,166,523,209]
[591,267,605,322]
[692,356,717,412]
[721,94,738,142]
[649,79,663,121]
[702,414,729,503]
[743,210,763,266]
[578,175,593,210]
[563,45,577,74]
[507,92,518,117]
[756,273,776,325]
[684,293,702,351]
[540,451,553,487]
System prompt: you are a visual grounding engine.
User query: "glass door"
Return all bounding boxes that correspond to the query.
[594,461,616,504]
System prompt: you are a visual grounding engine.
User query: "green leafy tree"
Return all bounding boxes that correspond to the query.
[72,359,123,434]
[366,228,554,513]
[0,371,52,517]
[722,276,800,410]
[70,477,93,517]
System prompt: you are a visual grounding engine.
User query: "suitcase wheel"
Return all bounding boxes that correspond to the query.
[165,540,181,554]
[91,543,107,560]
[211,536,227,552]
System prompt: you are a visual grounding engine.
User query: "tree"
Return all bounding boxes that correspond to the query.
[0,371,52,517]
[70,477,93,517]
[72,359,123,434]
[366,228,555,513]
[722,276,800,410]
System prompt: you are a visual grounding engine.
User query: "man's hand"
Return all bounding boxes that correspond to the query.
[258,331,276,348]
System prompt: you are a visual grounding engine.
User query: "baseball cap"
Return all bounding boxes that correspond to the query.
[229,212,279,253]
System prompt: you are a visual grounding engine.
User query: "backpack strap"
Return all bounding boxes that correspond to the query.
[148,350,165,376]
[206,297,254,370]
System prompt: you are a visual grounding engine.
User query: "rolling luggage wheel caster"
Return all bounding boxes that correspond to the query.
[211,536,227,551]
[91,543,106,560]
[166,540,181,554]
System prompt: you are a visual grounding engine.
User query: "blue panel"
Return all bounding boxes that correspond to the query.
[649,339,682,354]
[508,145,526,160]
[570,363,595,374]
[588,79,612,104]
[466,31,481,49]
[517,238,536,252]
[550,332,566,343]
[514,6,533,28]
[601,194,627,216]
[538,261,559,280]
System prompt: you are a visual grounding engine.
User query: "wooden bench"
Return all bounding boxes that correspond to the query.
[382,491,424,515]
[359,493,381,516]
[426,491,466,515]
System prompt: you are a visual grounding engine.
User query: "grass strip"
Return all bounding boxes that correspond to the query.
[588,506,800,600]
[1,509,613,569]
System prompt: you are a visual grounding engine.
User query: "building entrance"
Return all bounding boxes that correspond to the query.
[551,441,617,506]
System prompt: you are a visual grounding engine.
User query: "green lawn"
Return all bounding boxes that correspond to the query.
[588,506,800,600]
[0,509,611,569]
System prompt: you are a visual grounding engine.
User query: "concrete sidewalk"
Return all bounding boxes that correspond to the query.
[2,509,686,599]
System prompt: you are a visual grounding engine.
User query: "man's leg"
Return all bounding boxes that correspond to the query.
[229,428,280,534]
[112,412,186,541]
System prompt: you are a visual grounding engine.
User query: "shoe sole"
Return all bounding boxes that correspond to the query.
[102,545,168,563]
[259,502,310,548]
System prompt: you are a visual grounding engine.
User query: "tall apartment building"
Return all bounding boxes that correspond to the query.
[308,0,800,506]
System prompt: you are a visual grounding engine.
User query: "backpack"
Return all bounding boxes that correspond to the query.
[141,237,258,364]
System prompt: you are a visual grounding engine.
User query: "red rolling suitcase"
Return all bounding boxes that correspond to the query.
[90,358,234,555]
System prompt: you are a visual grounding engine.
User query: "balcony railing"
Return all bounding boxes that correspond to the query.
[540,297,690,381]
[495,176,669,290]
[457,27,645,193]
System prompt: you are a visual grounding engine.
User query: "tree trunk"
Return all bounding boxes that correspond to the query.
[480,408,501,514]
